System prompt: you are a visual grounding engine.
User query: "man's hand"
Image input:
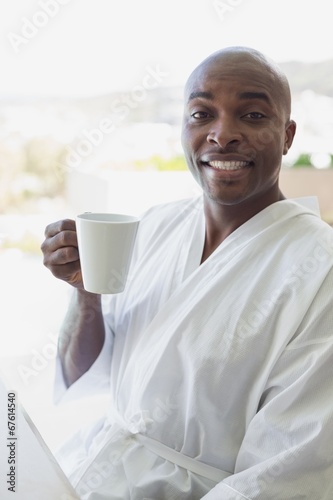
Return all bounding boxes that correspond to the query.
[41,219,83,289]
[41,219,105,386]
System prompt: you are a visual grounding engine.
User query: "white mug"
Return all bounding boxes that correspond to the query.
[76,212,140,294]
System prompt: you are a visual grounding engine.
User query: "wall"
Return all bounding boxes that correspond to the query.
[280,168,333,222]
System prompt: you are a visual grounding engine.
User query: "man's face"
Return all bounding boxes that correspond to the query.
[181,56,296,211]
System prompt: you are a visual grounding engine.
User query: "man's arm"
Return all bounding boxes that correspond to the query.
[58,289,105,387]
[41,219,105,387]
[201,272,333,500]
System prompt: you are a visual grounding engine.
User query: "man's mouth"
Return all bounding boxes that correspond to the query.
[206,160,251,171]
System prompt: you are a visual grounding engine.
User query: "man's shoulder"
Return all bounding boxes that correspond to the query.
[275,197,332,238]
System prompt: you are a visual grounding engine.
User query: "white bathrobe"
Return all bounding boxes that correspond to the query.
[55,196,333,500]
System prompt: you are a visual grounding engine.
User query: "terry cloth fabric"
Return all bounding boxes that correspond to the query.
[55,196,333,500]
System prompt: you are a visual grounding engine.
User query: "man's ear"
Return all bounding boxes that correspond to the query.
[283,120,296,155]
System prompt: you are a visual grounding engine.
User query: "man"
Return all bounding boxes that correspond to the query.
[41,46,333,499]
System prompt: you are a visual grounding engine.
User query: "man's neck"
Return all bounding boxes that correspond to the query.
[200,190,286,263]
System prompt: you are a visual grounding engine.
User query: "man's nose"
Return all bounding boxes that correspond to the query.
[207,118,242,148]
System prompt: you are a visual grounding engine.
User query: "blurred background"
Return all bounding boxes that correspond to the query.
[1,0,333,454]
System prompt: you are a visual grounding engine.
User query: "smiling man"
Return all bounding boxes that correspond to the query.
[181,47,296,261]
[42,47,333,499]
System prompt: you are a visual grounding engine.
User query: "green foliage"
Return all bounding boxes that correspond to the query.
[0,135,67,213]
[292,153,313,168]
[134,155,188,171]
[290,153,333,169]
[0,232,41,255]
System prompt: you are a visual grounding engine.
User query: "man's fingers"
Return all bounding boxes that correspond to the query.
[41,218,83,288]
[41,218,79,268]
[43,229,78,254]
[44,219,76,238]
[46,245,79,266]
[49,260,82,285]
[41,220,78,257]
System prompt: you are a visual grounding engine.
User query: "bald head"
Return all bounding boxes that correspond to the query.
[181,45,297,212]
[185,46,292,118]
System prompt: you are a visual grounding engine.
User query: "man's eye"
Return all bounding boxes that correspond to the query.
[245,112,265,119]
[191,111,210,119]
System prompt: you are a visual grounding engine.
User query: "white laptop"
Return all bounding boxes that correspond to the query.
[0,375,79,499]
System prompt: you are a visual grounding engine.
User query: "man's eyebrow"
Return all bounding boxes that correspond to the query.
[187,90,272,104]
[187,91,214,103]
[238,91,271,103]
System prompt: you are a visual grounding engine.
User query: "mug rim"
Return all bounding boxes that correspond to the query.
[77,212,140,223]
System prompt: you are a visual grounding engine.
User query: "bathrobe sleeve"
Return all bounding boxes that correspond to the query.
[202,271,333,500]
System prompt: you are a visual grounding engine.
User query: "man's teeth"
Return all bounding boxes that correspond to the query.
[208,160,249,170]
